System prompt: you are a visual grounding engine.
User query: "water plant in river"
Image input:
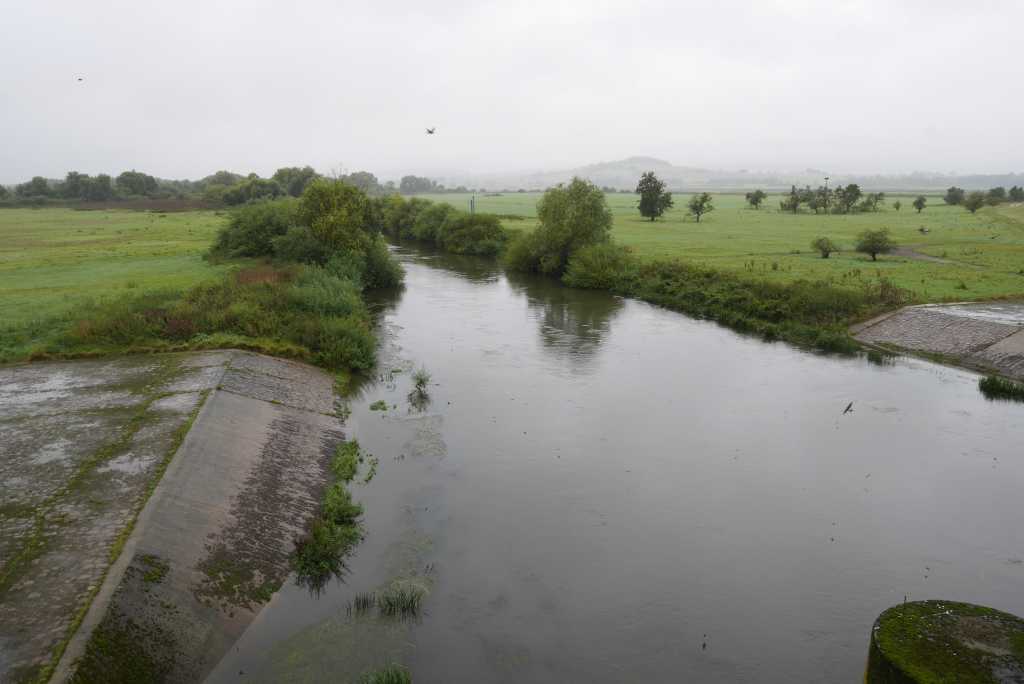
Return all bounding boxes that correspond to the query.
[348,591,377,616]
[379,582,424,618]
[370,399,389,411]
[412,367,431,395]
[359,663,412,684]
[979,375,1024,402]
[292,440,366,593]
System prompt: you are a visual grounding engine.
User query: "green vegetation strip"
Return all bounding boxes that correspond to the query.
[291,440,367,592]
[979,375,1024,402]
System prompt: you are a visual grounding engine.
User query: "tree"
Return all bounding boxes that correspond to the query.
[855,228,893,261]
[745,189,766,210]
[912,195,927,213]
[16,176,51,197]
[115,170,157,196]
[60,171,87,199]
[635,171,673,221]
[944,186,965,205]
[808,186,831,214]
[893,200,902,211]
[222,176,285,205]
[343,171,382,195]
[399,175,438,194]
[687,192,714,222]
[272,166,319,197]
[1010,186,1024,202]
[811,237,838,259]
[504,177,612,275]
[298,178,378,253]
[779,185,805,213]
[0,184,8,200]
[987,187,1007,205]
[834,184,862,213]
[859,192,885,212]
[82,174,115,201]
[963,191,986,213]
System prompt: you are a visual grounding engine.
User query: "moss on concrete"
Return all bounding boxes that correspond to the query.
[866,600,1024,683]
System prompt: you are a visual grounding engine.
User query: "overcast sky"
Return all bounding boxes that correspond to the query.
[2,0,1021,183]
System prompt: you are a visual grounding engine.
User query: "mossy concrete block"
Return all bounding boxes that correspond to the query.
[866,600,1024,683]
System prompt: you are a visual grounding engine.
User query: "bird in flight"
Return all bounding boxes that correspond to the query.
[842,401,854,415]
[426,127,436,135]
[76,77,84,82]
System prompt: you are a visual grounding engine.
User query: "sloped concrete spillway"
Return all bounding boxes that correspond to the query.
[0,351,344,683]
[854,301,1024,380]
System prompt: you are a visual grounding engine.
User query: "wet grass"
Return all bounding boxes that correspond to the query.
[979,375,1024,402]
[359,664,412,684]
[412,367,431,395]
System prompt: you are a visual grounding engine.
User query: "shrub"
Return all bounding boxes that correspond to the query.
[210,199,298,258]
[412,202,459,242]
[811,237,838,259]
[272,226,331,264]
[855,229,893,261]
[563,242,637,289]
[360,237,405,289]
[506,178,612,275]
[437,213,508,256]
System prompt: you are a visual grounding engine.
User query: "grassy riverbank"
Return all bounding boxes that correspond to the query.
[418,192,1024,302]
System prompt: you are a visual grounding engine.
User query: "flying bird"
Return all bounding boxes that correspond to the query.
[76,77,84,82]
[842,401,854,415]
[425,127,436,135]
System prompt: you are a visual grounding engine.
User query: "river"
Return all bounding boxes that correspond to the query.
[207,244,1024,683]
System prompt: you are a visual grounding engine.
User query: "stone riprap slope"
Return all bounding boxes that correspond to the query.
[853,302,1024,381]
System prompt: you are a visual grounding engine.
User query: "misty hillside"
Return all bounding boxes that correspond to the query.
[436,157,1024,193]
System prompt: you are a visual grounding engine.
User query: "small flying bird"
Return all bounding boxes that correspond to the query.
[842,401,854,415]
[75,77,84,82]
[425,127,436,135]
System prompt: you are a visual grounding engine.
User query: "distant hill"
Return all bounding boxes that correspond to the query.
[435,157,1023,193]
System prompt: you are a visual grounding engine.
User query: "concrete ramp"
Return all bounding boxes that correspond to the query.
[853,302,1024,380]
[50,352,344,683]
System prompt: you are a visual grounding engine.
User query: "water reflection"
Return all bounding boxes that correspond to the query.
[505,269,624,370]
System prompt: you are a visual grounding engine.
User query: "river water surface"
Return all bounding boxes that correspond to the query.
[208,245,1023,683]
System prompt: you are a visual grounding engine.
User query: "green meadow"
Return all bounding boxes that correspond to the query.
[0,208,230,359]
[419,192,1024,301]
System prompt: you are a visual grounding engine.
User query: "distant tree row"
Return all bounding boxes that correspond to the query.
[8,170,162,201]
[944,185,1022,213]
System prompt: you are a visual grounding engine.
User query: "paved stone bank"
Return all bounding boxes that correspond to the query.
[853,302,1024,381]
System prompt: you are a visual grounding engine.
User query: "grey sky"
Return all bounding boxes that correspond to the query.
[2,0,1021,183]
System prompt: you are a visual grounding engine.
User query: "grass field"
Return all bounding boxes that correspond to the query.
[419,192,1024,301]
[0,208,229,359]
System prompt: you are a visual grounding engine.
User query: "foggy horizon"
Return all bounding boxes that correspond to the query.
[3,0,1022,184]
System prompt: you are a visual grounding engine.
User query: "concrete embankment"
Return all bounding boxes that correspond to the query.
[0,350,345,683]
[853,301,1024,381]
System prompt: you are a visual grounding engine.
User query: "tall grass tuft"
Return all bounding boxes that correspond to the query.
[979,375,1024,402]
[379,583,424,618]
[359,664,412,684]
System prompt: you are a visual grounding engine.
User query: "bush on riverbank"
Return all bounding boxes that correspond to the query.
[35,180,400,369]
[504,178,612,275]
[564,244,910,353]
